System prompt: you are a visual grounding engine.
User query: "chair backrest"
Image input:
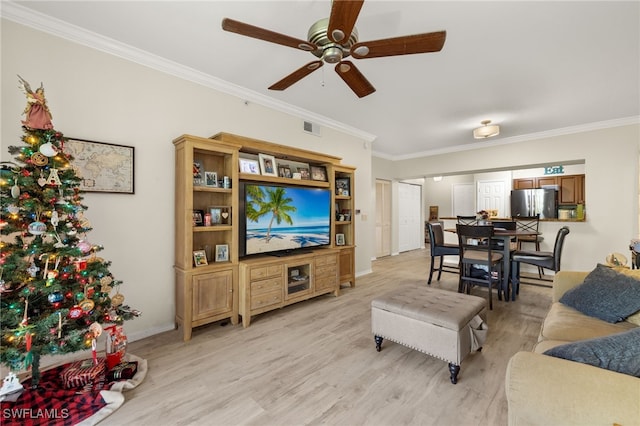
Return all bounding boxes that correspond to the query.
[457,215,478,225]
[552,226,571,271]
[513,214,540,233]
[491,220,516,231]
[427,222,445,248]
[456,224,496,260]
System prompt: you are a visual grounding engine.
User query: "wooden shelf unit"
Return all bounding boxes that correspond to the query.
[173,135,240,341]
[331,164,356,287]
[239,249,339,327]
[174,132,356,335]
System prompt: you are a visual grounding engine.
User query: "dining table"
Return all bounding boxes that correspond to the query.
[445,227,541,301]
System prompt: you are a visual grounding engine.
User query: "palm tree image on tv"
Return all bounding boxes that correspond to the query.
[245,184,330,255]
[246,186,295,242]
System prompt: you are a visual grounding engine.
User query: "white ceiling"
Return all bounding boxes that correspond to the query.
[4,1,639,159]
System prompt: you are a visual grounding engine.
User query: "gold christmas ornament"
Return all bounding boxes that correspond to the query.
[111,293,125,307]
[31,152,48,166]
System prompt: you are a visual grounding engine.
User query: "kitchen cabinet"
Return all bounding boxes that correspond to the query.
[513,174,584,206]
[558,175,585,205]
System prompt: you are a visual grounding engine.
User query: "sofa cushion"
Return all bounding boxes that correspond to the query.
[614,267,640,325]
[543,328,640,377]
[559,264,640,323]
[540,302,637,343]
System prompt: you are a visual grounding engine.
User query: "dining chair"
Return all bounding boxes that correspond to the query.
[426,222,459,284]
[513,215,544,277]
[456,224,504,310]
[457,215,478,225]
[510,226,570,298]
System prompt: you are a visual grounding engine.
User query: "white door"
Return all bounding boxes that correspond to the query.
[477,180,506,217]
[375,179,391,258]
[398,182,422,253]
[452,183,475,216]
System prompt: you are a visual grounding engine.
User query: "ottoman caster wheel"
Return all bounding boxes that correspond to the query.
[448,363,460,384]
[374,335,383,352]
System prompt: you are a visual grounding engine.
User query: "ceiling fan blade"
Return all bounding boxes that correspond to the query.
[222,18,317,52]
[334,61,375,98]
[269,61,324,91]
[351,31,446,59]
[327,0,365,43]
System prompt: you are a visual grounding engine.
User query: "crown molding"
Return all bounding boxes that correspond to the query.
[1,1,376,144]
[374,115,640,161]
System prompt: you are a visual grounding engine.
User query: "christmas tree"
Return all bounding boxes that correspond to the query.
[0,76,138,387]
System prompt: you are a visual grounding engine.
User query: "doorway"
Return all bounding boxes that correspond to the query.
[398,182,422,253]
[375,179,391,258]
[477,180,506,217]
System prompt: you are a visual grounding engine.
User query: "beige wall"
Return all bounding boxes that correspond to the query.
[1,20,375,340]
[372,124,640,270]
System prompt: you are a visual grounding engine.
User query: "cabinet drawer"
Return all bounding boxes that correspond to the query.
[315,275,337,291]
[250,265,283,281]
[316,265,337,279]
[251,277,281,295]
[315,254,338,267]
[251,290,282,310]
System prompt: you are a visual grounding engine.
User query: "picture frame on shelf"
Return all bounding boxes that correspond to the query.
[278,166,292,178]
[193,209,205,227]
[258,153,277,176]
[239,158,260,174]
[310,165,327,181]
[335,178,350,196]
[297,166,310,180]
[336,233,346,246]
[205,171,218,187]
[209,206,231,225]
[193,250,208,267]
[215,244,229,262]
[193,161,204,186]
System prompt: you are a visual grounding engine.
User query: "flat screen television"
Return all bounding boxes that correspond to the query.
[239,183,332,257]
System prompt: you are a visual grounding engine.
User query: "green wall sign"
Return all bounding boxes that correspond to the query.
[544,165,564,175]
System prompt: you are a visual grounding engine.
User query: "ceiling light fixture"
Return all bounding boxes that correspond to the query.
[473,120,500,139]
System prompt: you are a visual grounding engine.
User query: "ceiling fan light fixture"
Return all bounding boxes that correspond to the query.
[322,46,343,63]
[473,120,500,139]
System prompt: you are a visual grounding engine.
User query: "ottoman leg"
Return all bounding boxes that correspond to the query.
[448,363,460,384]
[374,335,384,352]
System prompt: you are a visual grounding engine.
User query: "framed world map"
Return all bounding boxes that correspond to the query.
[65,138,135,193]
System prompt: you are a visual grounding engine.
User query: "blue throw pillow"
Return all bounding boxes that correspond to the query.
[543,328,640,377]
[559,264,640,323]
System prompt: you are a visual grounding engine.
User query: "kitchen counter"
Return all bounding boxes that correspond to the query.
[439,217,585,222]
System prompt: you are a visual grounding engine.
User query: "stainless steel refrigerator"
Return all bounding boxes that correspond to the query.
[510,189,558,219]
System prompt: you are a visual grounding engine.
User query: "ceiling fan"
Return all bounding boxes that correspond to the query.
[222,0,446,98]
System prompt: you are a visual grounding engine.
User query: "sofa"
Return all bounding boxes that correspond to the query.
[505,270,640,426]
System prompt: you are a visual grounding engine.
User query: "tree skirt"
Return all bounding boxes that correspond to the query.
[1,354,146,426]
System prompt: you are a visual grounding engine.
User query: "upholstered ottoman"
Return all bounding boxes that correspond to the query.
[371,285,487,384]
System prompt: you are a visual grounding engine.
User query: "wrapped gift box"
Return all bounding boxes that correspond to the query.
[59,358,106,389]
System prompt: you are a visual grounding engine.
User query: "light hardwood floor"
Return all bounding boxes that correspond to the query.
[104,249,552,426]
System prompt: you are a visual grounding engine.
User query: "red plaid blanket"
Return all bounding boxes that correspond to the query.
[1,363,108,426]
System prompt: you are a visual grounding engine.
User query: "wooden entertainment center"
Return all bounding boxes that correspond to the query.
[173,132,356,340]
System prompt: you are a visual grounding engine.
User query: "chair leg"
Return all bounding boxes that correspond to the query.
[437,256,444,281]
[428,255,435,285]
[535,241,544,278]
[511,261,520,301]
